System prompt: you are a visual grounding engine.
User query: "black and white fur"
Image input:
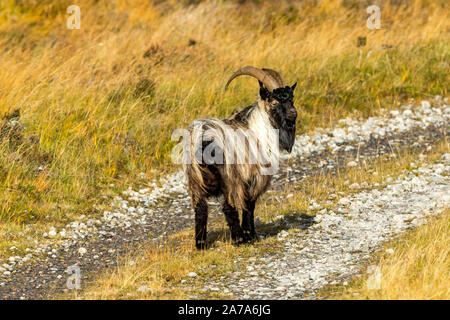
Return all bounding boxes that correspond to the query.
[183,68,297,249]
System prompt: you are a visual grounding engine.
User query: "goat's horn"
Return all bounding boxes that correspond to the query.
[224,66,280,92]
[262,68,284,87]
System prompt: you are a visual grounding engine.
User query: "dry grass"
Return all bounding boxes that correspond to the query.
[61,140,449,300]
[70,236,239,299]
[0,0,448,233]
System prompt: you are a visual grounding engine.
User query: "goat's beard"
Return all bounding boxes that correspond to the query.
[269,106,296,153]
[279,122,296,153]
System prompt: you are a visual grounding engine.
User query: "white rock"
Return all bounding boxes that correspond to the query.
[347,161,358,167]
[137,285,150,293]
[349,183,360,190]
[339,197,351,206]
[402,109,413,117]
[441,153,450,164]
[48,227,57,238]
[277,230,289,240]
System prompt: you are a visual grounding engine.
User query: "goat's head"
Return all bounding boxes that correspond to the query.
[225,66,298,152]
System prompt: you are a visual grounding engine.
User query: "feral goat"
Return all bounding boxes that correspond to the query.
[183,66,297,249]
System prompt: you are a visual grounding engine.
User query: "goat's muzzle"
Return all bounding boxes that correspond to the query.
[287,106,297,121]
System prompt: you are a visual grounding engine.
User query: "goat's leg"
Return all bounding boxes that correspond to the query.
[242,200,257,242]
[194,199,208,250]
[222,201,244,245]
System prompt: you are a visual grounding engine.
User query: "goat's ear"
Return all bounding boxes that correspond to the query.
[291,82,297,91]
[259,81,270,100]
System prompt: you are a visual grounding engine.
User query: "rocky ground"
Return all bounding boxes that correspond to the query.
[0,99,448,299]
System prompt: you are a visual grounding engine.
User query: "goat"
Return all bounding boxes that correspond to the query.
[183,66,297,249]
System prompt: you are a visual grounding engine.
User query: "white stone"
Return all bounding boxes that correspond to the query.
[349,183,360,190]
[48,227,57,238]
[347,161,358,167]
[137,285,150,293]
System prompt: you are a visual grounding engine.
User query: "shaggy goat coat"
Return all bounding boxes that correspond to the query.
[183,98,280,211]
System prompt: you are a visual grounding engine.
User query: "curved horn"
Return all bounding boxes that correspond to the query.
[262,68,284,87]
[224,66,280,92]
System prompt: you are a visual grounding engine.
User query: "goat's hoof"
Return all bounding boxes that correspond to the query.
[233,234,257,246]
[195,240,207,250]
[232,237,246,246]
[243,231,257,243]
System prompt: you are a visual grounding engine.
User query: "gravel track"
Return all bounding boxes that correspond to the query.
[199,160,449,299]
[0,99,448,300]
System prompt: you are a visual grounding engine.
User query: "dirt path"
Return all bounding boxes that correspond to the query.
[0,101,448,299]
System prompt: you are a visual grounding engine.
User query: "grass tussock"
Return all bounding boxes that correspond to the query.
[0,0,448,228]
[64,141,449,300]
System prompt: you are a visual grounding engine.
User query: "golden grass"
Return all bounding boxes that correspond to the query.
[70,236,240,300]
[61,140,449,300]
[327,210,449,300]
[0,0,448,230]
